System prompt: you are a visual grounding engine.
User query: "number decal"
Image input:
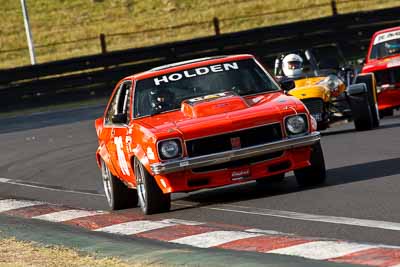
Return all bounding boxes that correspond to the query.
[114,136,131,176]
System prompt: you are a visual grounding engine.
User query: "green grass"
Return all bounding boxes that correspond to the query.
[1,0,399,69]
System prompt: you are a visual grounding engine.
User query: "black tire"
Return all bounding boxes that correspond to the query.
[353,101,374,131]
[100,159,138,210]
[294,142,326,186]
[134,158,171,215]
[256,173,285,186]
[380,109,394,118]
[354,74,380,128]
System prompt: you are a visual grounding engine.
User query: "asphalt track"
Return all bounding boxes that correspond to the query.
[0,105,400,248]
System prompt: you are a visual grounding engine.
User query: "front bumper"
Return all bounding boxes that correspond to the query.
[150,132,320,175]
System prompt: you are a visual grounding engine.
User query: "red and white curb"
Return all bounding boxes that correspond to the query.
[1,199,400,267]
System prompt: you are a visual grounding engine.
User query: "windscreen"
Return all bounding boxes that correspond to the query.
[370,30,400,59]
[133,59,280,117]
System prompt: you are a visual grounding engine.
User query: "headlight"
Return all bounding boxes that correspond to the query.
[318,74,343,92]
[158,139,182,160]
[285,115,307,135]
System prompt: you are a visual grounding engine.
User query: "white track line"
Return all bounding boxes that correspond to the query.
[201,204,400,232]
[0,177,103,196]
[268,241,376,260]
[95,220,176,235]
[0,199,42,212]
[170,231,263,248]
[33,210,105,222]
[245,228,293,235]
[161,218,204,226]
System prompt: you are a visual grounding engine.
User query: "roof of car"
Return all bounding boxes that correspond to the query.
[128,54,254,80]
[372,26,400,37]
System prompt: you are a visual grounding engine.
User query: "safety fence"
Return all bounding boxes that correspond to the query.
[0,5,399,111]
[0,0,372,61]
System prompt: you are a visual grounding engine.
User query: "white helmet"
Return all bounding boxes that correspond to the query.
[282,54,303,78]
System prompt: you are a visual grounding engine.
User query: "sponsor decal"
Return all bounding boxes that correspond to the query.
[230,137,241,150]
[231,169,251,180]
[153,62,239,86]
[374,29,400,45]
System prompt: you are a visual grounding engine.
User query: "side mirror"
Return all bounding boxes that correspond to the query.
[279,79,296,92]
[111,113,127,124]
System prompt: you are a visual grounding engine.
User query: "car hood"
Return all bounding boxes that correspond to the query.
[136,92,304,140]
[293,77,325,87]
[363,55,400,72]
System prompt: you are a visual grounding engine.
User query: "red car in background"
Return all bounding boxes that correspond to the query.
[95,55,325,215]
[362,26,400,116]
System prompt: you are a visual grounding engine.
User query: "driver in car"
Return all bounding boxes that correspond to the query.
[282,53,305,79]
[150,88,175,113]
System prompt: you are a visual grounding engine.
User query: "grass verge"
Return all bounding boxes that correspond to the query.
[1,0,399,69]
[0,238,152,267]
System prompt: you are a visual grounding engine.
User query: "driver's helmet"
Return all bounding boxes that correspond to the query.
[149,88,174,113]
[282,54,304,78]
[385,42,400,55]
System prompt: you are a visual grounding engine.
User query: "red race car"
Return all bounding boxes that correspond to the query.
[362,26,400,117]
[95,55,325,214]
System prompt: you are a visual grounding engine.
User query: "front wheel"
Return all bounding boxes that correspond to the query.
[354,74,380,128]
[294,142,326,186]
[101,159,138,210]
[134,158,171,215]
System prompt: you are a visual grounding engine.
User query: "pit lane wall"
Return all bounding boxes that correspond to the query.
[0,6,399,111]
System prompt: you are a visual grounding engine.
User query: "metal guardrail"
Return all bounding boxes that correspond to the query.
[0,6,399,111]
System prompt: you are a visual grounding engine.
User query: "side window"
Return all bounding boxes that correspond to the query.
[105,81,132,124]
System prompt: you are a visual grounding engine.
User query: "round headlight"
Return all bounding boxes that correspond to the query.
[318,74,342,92]
[159,140,181,159]
[286,115,306,135]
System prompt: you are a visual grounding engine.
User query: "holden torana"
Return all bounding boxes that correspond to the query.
[95,54,326,214]
[362,26,400,117]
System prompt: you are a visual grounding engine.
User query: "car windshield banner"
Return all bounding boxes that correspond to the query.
[153,62,239,86]
[374,29,400,45]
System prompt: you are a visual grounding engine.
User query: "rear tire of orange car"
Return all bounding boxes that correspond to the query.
[294,142,326,187]
[134,158,171,215]
[101,159,138,210]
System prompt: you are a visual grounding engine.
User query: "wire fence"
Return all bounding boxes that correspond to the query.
[0,0,393,63]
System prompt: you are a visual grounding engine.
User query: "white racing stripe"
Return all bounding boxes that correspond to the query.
[95,220,176,235]
[202,204,400,232]
[33,210,105,222]
[171,231,263,248]
[268,241,376,260]
[0,199,42,212]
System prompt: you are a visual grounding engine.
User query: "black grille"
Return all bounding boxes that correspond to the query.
[192,151,284,173]
[186,123,282,157]
[374,67,400,86]
[302,98,324,114]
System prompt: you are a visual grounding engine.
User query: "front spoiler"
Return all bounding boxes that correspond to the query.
[150,132,320,175]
